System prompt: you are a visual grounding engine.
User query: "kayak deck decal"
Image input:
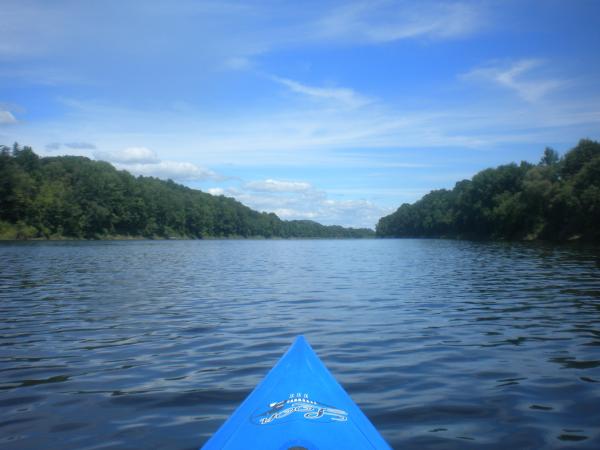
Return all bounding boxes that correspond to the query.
[252,393,348,425]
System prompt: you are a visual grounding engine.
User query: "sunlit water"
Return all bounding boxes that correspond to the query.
[1,240,599,449]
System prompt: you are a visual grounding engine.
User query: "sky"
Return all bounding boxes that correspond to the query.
[1,0,600,228]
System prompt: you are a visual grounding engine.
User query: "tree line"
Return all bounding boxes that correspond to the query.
[0,144,374,239]
[376,139,600,241]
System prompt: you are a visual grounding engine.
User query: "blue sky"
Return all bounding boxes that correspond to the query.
[1,0,599,228]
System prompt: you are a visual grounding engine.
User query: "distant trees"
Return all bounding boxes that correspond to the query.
[376,139,600,241]
[4,139,597,242]
[0,144,374,240]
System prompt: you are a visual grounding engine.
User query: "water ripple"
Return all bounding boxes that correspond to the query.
[1,240,599,449]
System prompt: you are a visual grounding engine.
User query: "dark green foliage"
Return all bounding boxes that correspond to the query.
[377,139,600,241]
[540,147,560,166]
[0,145,374,240]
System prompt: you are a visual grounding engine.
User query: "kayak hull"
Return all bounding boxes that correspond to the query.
[202,336,390,449]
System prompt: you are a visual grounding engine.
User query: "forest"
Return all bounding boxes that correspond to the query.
[0,145,374,239]
[3,140,599,242]
[377,139,600,241]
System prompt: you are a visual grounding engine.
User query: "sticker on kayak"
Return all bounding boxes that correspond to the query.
[251,393,348,425]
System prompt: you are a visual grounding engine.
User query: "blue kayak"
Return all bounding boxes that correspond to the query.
[202,336,390,449]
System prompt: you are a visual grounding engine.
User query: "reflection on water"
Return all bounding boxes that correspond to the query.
[1,239,599,449]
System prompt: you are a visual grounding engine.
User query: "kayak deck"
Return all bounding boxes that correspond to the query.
[202,336,390,449]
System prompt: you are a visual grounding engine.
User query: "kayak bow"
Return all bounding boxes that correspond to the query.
[202,335,390,449]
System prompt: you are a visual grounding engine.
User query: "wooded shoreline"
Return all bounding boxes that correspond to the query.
[376,139,600,242]
[2,139,599,242]
[0,144,374,240]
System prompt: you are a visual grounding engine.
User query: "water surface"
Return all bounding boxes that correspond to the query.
[1,240,599,449]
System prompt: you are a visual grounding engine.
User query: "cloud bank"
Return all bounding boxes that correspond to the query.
[94,147,222,182]
[211,178,392,228]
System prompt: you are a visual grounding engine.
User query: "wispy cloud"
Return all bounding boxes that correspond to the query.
[19,86,599,172]
[45,141,97,151]
[64,142,96,150]
[0,110,17,124]
[462,59,566,102]
[272,76,372,108]
[224,56,253,71]
[315,1,482,44]
[1,0,486,78]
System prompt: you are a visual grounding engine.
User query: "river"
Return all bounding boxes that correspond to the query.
[1,240,599,449]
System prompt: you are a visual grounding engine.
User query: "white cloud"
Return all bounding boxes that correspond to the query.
[117,160,220,181]
[272,208,319,220]
[93,146,222,182]
[214,180,391,228]
[245,179,312,193]
[463,59,565,102]
[315,1,481,44]
[272,76,372,108]
[0,110,17,124]
[95,147,160,164]
[207,187,226,196]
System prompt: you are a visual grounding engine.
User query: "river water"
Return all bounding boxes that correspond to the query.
[1,240,599,449]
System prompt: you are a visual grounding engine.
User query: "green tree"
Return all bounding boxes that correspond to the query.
[377,140,600,241]
[539,147,560,166]
[0,145,374,240]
